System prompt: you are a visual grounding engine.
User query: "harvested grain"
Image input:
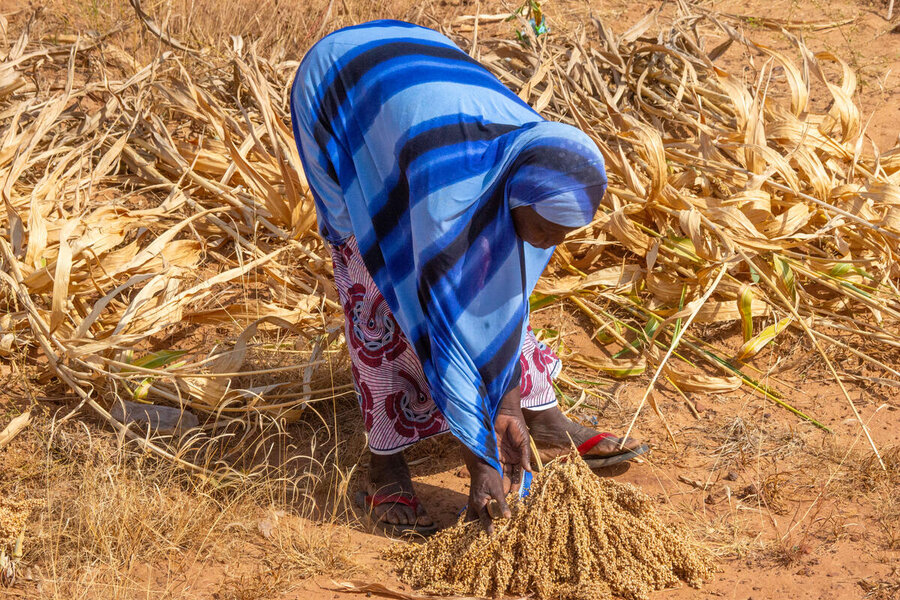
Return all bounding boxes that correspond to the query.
[0,496,39,550]
[387,453,714,600]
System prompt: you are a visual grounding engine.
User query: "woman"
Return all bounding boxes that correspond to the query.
[290,20,648,535]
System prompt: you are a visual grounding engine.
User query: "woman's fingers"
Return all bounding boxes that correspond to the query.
[466,487,496,533]
[476,476,512,533]
[504,461,521,489]
[460,443,519,533]
[485,467,512,520]
[492,487,512,519]
[477,502,494,534]
[494,387,533,484]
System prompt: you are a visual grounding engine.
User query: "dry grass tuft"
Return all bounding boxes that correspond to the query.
[858,576,900,600]
[2,417,356,598]
[388,452,714,600]
[0,0,358,475]
[835,445,900,550]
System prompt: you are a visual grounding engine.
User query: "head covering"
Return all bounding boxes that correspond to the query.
[507,133,607,227]
[291,20,607,472]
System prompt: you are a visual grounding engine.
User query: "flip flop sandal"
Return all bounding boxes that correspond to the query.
[354,491,438,537]
[577,432,651,469]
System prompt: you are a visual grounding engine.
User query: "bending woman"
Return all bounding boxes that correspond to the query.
[290,20,648,535]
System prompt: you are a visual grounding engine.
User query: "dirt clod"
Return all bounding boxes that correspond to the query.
[387,453,715,600]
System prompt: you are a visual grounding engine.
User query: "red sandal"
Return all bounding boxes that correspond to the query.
[576,432,650,468]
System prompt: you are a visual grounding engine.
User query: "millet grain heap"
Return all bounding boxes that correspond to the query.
[0,496,39,550]
[387,453,714,600]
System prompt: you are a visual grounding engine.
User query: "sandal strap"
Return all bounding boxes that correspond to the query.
[576,432,619,456]
[364,493,420,511]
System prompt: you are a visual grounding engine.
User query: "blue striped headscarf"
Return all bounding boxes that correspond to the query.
[290,20,607,472]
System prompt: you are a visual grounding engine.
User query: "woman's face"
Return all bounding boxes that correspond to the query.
[511,205,575,249]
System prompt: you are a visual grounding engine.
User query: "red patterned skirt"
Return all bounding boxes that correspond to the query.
[331,237,561,454]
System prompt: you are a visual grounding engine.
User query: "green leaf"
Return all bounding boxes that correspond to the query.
[529,292,558,312]
[552,382,576,407]
[532,327,558,338]
[673,284,687,339]
[829,262,852,277]
[738,285,754,342]
[580,357,646,378]
[132,378,152,401]
[664,234,699,262]
[594,320,623,344]
[644,314,661,338]
[774,256,797,302]
[748,262,761,284]
[128,349,188,370]
[736,317,792,361]
[611,315,659,359]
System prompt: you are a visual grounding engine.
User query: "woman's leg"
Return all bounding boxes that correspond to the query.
[519,326,645,460]
[331,237,445,526]
[518,325,563,411]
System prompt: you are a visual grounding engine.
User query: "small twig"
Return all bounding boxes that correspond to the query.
[469,1,480,59]
[128,0,198,55]
[665,375,700,418]
[528,433,543,472]
[647,391,678,450]
[677,474,712,491]
[311,0,335,41]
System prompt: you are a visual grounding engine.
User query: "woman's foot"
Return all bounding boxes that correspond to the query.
[364,451,434,528]
[523,406,645,463]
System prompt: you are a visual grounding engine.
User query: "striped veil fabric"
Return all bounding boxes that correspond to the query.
[290,20,607,471]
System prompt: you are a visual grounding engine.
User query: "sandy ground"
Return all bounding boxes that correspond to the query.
[285,328,899,600]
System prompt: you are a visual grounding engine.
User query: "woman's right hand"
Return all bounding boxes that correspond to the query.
[461,446,511,534]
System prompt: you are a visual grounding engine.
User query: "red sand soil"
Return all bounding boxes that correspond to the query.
[287,326,899,600]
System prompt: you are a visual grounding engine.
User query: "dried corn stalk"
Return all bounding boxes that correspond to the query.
[1,5,898,470]
[449,9,899,455]
[0,15,343,452]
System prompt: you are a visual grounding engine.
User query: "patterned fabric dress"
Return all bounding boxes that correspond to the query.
[331,236,561,454]
[290,20,606,469]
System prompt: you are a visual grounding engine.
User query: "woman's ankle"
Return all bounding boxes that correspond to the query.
[522,405,566,428]
[367,451,412,488]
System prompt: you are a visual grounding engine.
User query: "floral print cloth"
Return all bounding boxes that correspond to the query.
[331,236,560,453]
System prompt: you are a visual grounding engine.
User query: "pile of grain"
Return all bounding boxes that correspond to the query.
[388,453,714,600]
[0,497,39,550]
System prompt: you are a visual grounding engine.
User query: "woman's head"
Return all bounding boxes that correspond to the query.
[506,122,607,247]
[511,205,577,249]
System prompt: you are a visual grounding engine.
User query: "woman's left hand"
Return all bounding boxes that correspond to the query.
[494,385,532,492]
[462,386,532,532]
